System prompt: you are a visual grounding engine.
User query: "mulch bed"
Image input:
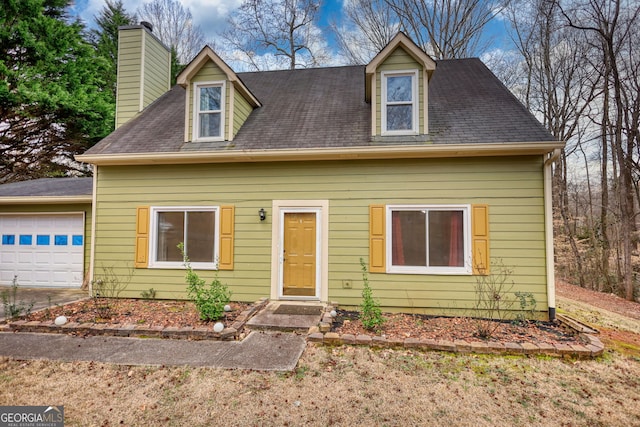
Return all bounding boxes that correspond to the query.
[25,299,250,330]
[22,298,586,347]
[331,310,584,345]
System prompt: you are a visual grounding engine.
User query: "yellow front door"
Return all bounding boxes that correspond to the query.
[283,212,316,297]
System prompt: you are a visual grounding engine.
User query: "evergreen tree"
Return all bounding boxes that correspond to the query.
[0,0,113,183]
[89,0,136,99]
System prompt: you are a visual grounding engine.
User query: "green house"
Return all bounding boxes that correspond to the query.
[1,25,564,320]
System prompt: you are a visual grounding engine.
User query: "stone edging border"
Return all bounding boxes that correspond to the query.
[308,304,605,359]
[0,298,269,341]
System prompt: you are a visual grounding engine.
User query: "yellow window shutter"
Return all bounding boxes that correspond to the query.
[219,205,235,270]
[135,206,150,268]
[472,204,490,275]
[369,205,386,273]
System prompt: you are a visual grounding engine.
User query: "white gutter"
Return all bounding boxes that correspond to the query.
[544,148,561,320]
[0,196,92,204]
[76,142,565,166]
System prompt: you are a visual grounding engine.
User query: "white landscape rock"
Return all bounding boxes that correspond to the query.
[54,315,68,326]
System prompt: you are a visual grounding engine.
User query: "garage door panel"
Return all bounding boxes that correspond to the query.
[33,271,51,283]
[0,214,84,288]
[17,251,35,264]
[1,252,16,263]
[34,252,50,263]
[52,252,73,265]
[1,271,16,285]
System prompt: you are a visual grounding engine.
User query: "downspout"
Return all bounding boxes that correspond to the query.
[544,148,561,320]
[88,165,98,297]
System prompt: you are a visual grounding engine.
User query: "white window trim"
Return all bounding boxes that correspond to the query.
[148,206,220,270]
[192,81,226,142]
[386,204,472,275]
[381,70,419,136]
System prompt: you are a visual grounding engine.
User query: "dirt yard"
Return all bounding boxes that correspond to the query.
[1,281,639,426]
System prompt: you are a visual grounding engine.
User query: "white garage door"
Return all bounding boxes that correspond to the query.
[0,214,84,288]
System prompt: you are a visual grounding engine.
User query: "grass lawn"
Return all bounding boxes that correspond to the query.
[1,296,639,426]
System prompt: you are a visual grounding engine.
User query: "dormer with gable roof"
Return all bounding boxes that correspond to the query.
[176,47,261,144]
[365,33,436,138]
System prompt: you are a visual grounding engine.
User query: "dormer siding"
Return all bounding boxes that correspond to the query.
[233,89,253,137]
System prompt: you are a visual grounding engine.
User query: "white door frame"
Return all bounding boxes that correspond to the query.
[270,200,329,302]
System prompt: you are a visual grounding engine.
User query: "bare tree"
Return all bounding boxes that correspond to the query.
[555,0,640,300]
[221,0,329,70]
[137,0,206,64]
[385,0,507,59]
[332,0,399,65]
[504,0,601,288]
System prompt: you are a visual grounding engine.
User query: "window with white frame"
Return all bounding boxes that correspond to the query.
[150,207,218,269]
[194,82,224,141]
[382,70,418,134]
[387,205,471,274]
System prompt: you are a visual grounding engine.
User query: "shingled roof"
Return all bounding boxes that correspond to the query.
[0,178,92,198]
[83,58,554,157]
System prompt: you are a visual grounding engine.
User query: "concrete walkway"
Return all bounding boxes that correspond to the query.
[0,330,306,371]
[1,287,311,370]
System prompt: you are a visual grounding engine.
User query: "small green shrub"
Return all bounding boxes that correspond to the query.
[359,258,385,331]
[179,243,231,321]
[141,288,156,299]
[514,291,537,325]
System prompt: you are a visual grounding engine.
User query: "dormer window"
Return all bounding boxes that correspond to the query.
[193,81,225,141]
[382,70,418,135]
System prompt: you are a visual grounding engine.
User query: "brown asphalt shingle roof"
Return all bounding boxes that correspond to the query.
[84,58,554,156]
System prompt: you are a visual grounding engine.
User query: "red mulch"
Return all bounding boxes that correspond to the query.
[331,310,583,345]
[25,299,250,329]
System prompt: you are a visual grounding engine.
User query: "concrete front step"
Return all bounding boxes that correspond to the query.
[246,301,324,332]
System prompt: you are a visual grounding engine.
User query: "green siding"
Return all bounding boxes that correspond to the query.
[116,27,170,129]
[93,156,549,316]
[0,203,93,285]
[115,30,142,128]
[142,31,171,108]
[233,89,253,137]
[376,47,425,134]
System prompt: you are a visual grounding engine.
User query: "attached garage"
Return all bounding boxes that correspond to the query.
[0,178,92,288]
[0,213,85,287]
